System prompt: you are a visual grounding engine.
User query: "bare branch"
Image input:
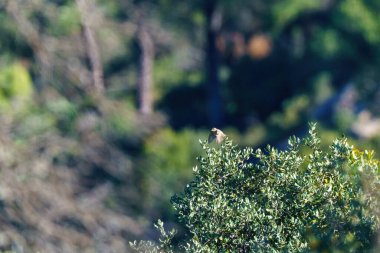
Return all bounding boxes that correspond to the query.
[76,0,105,95]
[137,21,154,115]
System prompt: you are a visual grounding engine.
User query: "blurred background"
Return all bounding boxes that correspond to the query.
[0,0,380,252]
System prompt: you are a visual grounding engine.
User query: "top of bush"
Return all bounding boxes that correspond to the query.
[131,123,380,252]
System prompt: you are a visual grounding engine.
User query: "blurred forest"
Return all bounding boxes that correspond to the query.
[0,0,380,252]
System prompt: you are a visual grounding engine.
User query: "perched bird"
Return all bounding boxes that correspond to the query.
[208,128,226,144]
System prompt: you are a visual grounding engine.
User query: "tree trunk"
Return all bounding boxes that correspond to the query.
[76,0,105,95]
[204,0,223,127]
[137,22,154,115]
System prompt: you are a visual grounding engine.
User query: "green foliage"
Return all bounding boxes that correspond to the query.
[49,3,81,36]
[310,72,334,104]
[141,128,205,217]
[9,92,79,140]
[154,55,203,99]
[132,124,380,252]
[272,0,321,32]
[338,0,380,44]
[130,220,176,253]
[333,108,356,132]
[0,62,33,110]
[13,111,56,140]
[144,128,205,176]
[310,28,340,59]
[101,101,143,146]
[46,96,78,132]
[269,95,309,131]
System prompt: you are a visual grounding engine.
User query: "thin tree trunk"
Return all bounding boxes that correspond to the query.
[137,22,154,115]
[204,0,222,126]
[76,0,105,95]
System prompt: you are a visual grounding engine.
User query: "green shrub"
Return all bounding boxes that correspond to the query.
[131,123,380,252]
[0,62,33,110]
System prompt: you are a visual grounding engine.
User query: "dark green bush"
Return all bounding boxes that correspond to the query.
[131,123,380,252]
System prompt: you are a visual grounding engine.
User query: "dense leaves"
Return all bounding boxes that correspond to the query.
[132,124,380,252]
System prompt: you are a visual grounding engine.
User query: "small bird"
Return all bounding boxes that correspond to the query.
[208,128,226,144]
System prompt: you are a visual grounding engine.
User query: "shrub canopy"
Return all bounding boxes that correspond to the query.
[131,123,380,252]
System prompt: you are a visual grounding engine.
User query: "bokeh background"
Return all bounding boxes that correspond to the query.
[0,0,380,252]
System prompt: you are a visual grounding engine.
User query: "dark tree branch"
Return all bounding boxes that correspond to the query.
[204,0,223,126]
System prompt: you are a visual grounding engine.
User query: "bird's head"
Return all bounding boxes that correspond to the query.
[211,128,218,134]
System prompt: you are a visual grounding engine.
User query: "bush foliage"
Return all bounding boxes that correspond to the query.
[131,123,380,252]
